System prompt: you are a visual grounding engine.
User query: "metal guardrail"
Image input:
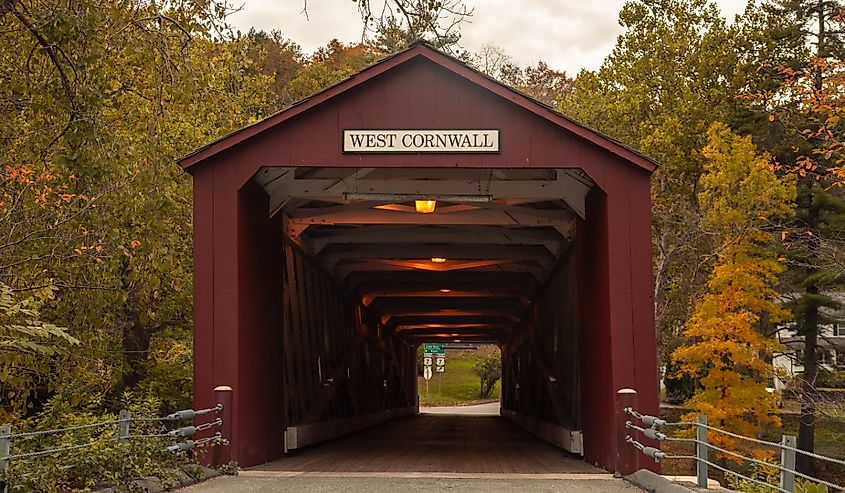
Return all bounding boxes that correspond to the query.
[623,406,845,493]
[0,400,226,492]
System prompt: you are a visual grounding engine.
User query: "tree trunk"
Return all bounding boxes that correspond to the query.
[796,1,827,474]
[120,258,151,390]
[797,290,818,475]
[797,180,821,475]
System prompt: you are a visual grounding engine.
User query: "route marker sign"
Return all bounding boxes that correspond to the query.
[423,366,433,381]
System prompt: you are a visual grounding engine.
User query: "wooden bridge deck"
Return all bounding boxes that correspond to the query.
[250,412,601,474]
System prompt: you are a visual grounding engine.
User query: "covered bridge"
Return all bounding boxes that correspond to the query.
[178,41,658,474]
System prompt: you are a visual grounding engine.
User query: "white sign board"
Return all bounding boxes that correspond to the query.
[423,366,433,381]
[344,129,499,153]
[423,357,432,366]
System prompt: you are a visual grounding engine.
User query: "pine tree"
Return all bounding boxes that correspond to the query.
[756,0,845,474]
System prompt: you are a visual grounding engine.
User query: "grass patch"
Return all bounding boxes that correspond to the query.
[418,349,501,406]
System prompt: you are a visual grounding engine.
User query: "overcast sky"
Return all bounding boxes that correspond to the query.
[228,0,748,74]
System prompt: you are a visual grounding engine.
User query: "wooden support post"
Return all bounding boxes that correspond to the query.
[213,385,233,466]
[615,388,638,477]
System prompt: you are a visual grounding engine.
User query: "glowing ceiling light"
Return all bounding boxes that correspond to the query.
[439,289,451,293]
[414,199,436,213]
[431,257,447,263]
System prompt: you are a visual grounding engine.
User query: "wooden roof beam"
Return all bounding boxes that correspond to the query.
[307,225,567,255]
[387,314,515,329]
[285,205,574,227]
[320,244,555,269]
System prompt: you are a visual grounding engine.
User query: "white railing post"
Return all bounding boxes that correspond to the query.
[780,435,796,492]
[696,415,708,489]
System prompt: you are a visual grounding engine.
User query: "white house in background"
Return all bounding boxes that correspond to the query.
[772,293,845,390]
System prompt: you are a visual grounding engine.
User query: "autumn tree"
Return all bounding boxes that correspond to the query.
[286,39,385,101]
[672,123,796,446]
[245,29,306,112]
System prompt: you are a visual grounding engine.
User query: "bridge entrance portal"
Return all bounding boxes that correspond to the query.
[179,42,658,473]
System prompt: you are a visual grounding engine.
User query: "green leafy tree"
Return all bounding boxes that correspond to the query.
[0,282,78,418]
[559,0,743,387]
[0,0,273,415]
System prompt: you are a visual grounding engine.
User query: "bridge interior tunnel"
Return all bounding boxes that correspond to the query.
[235,166,600,465]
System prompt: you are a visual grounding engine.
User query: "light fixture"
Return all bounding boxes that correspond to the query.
[415,199,436,213]
[431,257,447,263]
[439,288,451,293]
[454,339,461,343]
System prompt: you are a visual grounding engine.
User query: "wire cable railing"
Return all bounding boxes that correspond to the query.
[623,405,845,492]
[0,402,225,485]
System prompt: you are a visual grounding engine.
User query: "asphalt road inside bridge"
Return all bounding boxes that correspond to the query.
[181,403,644,492]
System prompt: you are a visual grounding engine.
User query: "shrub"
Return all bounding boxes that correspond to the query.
[473,353,501,399]
[815,370,845,389]
[0,394,204,492]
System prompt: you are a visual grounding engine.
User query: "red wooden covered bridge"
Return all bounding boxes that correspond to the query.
[178,41,658,474]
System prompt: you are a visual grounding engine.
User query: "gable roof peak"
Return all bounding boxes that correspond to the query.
[178,41,657,173]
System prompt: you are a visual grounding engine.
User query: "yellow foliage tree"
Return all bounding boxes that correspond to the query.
[672,123,796,447]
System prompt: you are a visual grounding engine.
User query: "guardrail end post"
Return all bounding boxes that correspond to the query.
[118,410,131,444]
[696,415,708,489]
[213,385,233,466]
[615,388,638,477]
[780,435,796,493]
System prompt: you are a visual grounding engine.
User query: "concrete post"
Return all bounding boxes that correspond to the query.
[615,388,638,477]
[1,424,10,493]
[696,415,708,489]
[780,435,796,493]
[118,410,131,444]
[213,385,233,466]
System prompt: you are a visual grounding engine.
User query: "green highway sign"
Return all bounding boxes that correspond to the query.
[423,343,445,355]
